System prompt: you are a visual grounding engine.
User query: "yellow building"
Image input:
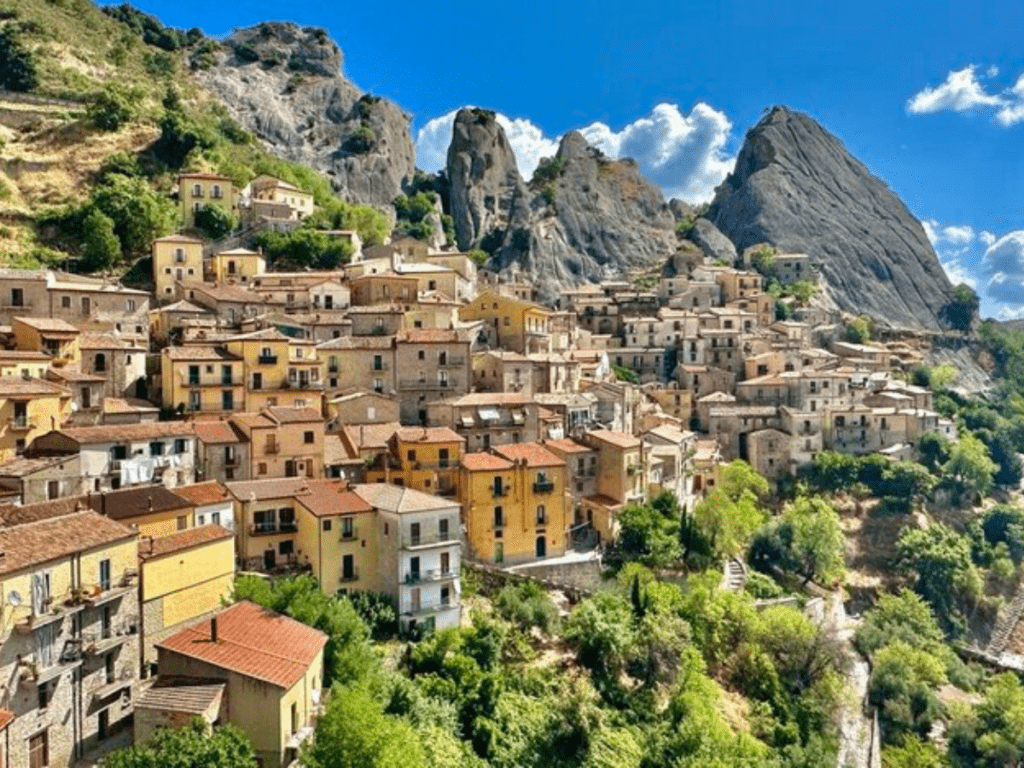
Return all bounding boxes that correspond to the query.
[294,480,377,594]
[156,601,327,768]
[178,172,238,230]
[12,316,81,369]
[161,345,245,415]
[223,329,325,412]
[0,509,139,768]
[580,429,644,543]
[0,376,72,462]
[232,406,324,480]
[138,524,235,673]
[458,289,552,354]
[152,234,205,302]
[209,248,266,285]
[459,442,569,565]
[365,426,464,498]
[0,350,51,378]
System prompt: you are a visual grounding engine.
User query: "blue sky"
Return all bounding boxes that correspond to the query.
[123,0,1024,319]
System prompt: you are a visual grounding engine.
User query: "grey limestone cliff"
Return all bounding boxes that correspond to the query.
[708,106,956,331]
[447,113,677,299]
[194,22,415,208]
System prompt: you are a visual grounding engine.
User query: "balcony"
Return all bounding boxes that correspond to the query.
[11,416,34,431]
[399,379,450,390]
[91,668,134,701]
[438,357,465,367]
[340,569,359,583]
[340,527,357,541]
[249,522,297,536]
[371,362,390,372]
[404,596,456,615]
[264,443,280,454]
[491,486,509,498]
[257,355,278,365]
[401,531,458,549]
[533,480,555,494]
[82,627,134,656]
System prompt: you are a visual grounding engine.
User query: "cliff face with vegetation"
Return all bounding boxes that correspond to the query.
[193,22,416,208]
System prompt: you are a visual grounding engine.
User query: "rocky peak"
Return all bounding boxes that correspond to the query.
[446,108,525,251]
[194,23,415,208]
[708,105,956,331]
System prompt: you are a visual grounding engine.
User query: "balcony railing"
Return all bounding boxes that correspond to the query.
[340,527,357,541]
[399,379,450,390]
[491,486,509,498]
[401,531,458,548]
[438,357,465,367]
[533,480,555,494]
[404,568,455,584]
[264,443,280,454]
[257,355,278,365]
[404,596,456,615]
[11,416,34,431]
[340,569,359,583]
[249,522,297,536]
[371,362,389,371]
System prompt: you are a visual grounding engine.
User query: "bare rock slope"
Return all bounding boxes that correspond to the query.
[194,22,415,207]
[708,106,956,331]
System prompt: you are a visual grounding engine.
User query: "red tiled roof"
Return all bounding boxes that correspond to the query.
[173,481,230,506]
[0,709,13,730]
[492,442,565,468]
[343,422,400,451]
[544,439,592,454]
[266,406,322,424]
[55,422,194,443]
[0,511,135,575]
[395,427,464,444]
[461,452,514,471]
[395,328,468,343]
[141,524,233,559]
[297,480,374,518]
[586,430,641,449]
[194,420,243,444]
[157,601,328,689]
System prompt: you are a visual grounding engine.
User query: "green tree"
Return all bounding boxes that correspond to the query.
[0,27,37,92]
[943,283,979,332]
[881,735,946,768]
[854,589,947,657]
[565,593,636,681]
[345,125,376,153]
[750,245,777,279]
[100,718,254,768]
[787,279,819,303]
[944,432,997,499]
[90,175,177,256]
[897,524,981,637]
[947,673,1024,768]
[80,208,121,272]
[253,229,353,270]
[868,641,946,743]
[845,315,872,344]
[779,496,844,584]
[918,431,952,475]
[87,86,138,131]
[305,686,426,768]
[692,461,768,559]
[193,203,235,239]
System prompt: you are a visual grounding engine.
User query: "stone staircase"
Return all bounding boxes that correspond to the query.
[986,582,1024,656]
[722,556,747,592]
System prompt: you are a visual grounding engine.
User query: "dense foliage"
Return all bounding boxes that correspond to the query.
[101,718,255,768]
[0,26,38,92]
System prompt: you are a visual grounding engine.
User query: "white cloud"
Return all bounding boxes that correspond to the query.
[907,65,1024,126]
[924,218,980,289]
[414,102,736,202]
[907,65,1004,114]
[578,102,734,201]
[981,231,1024,313]
[981,231,997,247]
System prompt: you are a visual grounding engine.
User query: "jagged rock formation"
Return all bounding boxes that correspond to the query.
[447,114,676,299]
[708,106,956,331]
[194,22,415,207]
[687,218,737,263]
[447,108,527,251]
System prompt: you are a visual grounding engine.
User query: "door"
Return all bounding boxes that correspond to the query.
[98,710,109,741]
[264,548,276,570]
[535,535,546,558]
[81,297,90,316]
[29,730,47,768]
[494,542,504,564]
[410,588,421,613]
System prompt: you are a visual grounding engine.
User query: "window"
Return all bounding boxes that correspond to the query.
[410,522,421,546]
[438,448,449,468]
[439,518,449,540]
[99,558,111,591]
[222,391,233,411]
[342,516,354,539]
[258,462,268,475]
[536,505,546,525]
[174,439,187,454]
[37,682,50,711]
[176,516,187,531]
[493,507,503,528]
[95,353,107,372]
[303,431,315,445]
[440,551,450,575]
[407,450,416,462]
[47,480,59,500]
[342,554,355,580]
[279,540,294,556]
[61,296,71,309]
[11,288,22,307]
[126,299,136,312]
[322,519,332,532]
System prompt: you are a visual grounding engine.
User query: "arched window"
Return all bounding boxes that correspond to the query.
[536,505,546,525]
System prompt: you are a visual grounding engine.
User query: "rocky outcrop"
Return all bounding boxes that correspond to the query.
[194,22,415,207]
[447,108,527,251]
[687,218,737,263]
[447,116,676,299]
[708,106,956,331]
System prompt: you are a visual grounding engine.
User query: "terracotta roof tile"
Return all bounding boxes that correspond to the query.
[78,333,145,351]
[0,709,13,730]
[492,442,565,468]
[461,452,514,471]
[0,511,135,575]
[266,406,322,423]
[13,316,80,333]
[395,328,469,343]
[544,439,593,455]
[0,376,71,398]
[324,434,359,466]
[135,682,225,714]
[0,496,87,526]
[89,486,192,521]
[157,601,328,689]
[226,477,314,502]
[194,420,244,444]
[586,430,641,449]
[447,392,533,406]
[395,427,464,444]
[55,422,194,443]
[297,480,374,518]
[141,524,233,559]
[164,346,241,361]
[352,483,459,514]
[173,481,230,506]
[343,422,400,451]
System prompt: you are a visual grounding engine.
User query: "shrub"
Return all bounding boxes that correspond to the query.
[87,87,137,132]
[193,204,235,240]
[0,26,37,92]
[233,42,259,62]
[494,582,559,635]
[845,315,872,344]
[153,109,218,168]
[343,591,398,640]
[80,208,121,272]
[540,184,556,205]
[531,156,565,186]
[345,125,375,153]
[942,283,979,332]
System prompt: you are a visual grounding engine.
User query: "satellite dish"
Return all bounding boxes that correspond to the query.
[8,590,22,607]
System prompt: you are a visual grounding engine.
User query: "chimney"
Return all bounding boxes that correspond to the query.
[211,616,218,643]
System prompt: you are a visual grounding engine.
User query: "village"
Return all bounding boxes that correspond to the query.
[0,169,960,768]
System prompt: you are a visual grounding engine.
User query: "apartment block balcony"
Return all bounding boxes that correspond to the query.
[257,354,278,365]
[438,357,465,367]
[403,596,456,616]
[10,416,36,431]
[491,486,509,498]
[401,531,459,549]
[399,379,451,390]
[403,568,455,585]
[533,480,555,494]
[264,443,280,454]
[249,522,297,536]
